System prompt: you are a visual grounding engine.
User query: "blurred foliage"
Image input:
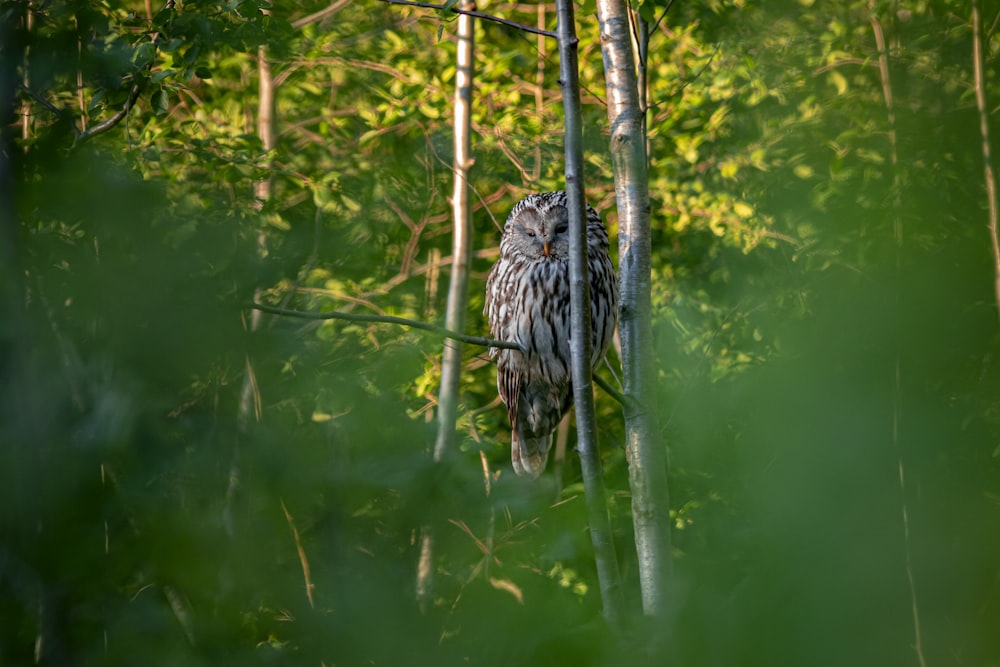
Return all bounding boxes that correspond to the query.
[2,0,999,665]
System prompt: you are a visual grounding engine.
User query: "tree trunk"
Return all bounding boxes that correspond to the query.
[594,0,673,620]
[972,0,1000,322]
[555,0,625,629]
[869,8,927,667]
[416,2,476,610]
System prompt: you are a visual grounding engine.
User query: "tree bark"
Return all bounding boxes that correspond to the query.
[555,0,625,629]
[594,0,673,620]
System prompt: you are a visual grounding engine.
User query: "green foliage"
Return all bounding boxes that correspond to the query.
[2,0,999,665]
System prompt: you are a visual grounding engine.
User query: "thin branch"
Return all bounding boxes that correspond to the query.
[280,499,316,608]
[291,0,351,29]
[648,0,675,38]
[73,82,141,147]
[811,57,873,75]
[249,302,522,351]
[17,83,63,118]
[377,0,557,38]
[973,0,1000,321]
[593,373,628,408]
[647,44,720,110]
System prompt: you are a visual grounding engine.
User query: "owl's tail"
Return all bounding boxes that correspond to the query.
[511,428,552,479]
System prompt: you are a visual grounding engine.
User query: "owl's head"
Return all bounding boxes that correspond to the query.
[501,192,571,260]
[501,191,608,261]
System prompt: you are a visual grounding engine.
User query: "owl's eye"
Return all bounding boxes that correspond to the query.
[555,223,568,234]
[525,229,536,238]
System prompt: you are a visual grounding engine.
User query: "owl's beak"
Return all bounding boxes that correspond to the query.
[542,242,551,257]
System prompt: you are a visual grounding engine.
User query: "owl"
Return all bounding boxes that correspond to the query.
[484,191,618,478]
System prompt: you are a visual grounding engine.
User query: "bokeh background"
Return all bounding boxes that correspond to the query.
[2,0,999,665]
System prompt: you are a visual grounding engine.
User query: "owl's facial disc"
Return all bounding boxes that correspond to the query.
[517,207,569,259]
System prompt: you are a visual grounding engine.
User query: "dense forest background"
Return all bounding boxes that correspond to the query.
[2,0,1000,665]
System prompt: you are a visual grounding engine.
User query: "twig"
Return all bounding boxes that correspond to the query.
[17,83,64,118]
[648,0,674,38]
[593,373,628,408]
[280,499,316,608]
[377,0,557,39]
[249,302,522,351]
[291,0,351,29]
[646,43,720,110]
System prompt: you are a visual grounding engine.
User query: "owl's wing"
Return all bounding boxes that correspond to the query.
[484,257,520,358]
[496,356,521,428]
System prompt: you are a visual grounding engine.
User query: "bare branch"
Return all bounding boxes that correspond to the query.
[249,302,522,351]
[648,0,675,39]
[72,83,141,147]
[17,83,63,118]
[377,0,557,39]
[291,0,352,29]
[281,499,316,609]
[593,373,627,408]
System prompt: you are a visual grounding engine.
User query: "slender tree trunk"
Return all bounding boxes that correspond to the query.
[254,41,275,204]
[972,0,1000,322]
[228,27,276,537]
[595,0,673,620]
[0,10,19,285]
[416,2,475,610]
[555,0,625,629]
[533,4,545,182]
[20,8,32,144]
[869,8,927,667]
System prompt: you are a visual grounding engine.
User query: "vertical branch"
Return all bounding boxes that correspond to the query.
[869,4,901,240]
[433,0,476,460]
[555,0,625,629]
[973,0,1000,321]
[228,10,275,536]
[595,0,673,622]
[870,7,927,667]
[21,7,32,143]
[533,4,545,182]
[75,14,85,131]
[254,41,275,204]
[416,1,476,610]
[281,499,316,608]
[0,0,22,308]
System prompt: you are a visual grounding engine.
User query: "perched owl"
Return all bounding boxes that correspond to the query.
[484,191,618,478]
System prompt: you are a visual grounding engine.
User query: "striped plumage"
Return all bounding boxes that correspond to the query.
[484,191,618,478]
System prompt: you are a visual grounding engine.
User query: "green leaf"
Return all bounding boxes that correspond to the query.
[132,42,156,69]
[151,69,176,84]
[154,88,170,116]
[195,66,213,80]
[87,90,106,112]
[638,0,656,23]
